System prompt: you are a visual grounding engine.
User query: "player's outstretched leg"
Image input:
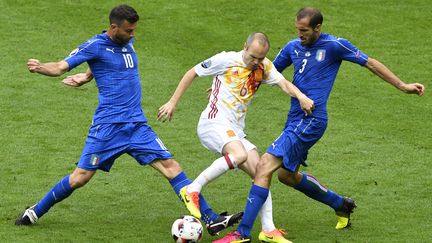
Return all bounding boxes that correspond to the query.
[335,197,357,229]
[286,172,356,229]
[15,175,75,226]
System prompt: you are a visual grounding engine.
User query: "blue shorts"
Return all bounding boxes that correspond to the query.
[266,117,327,172]
[77,122,173,172]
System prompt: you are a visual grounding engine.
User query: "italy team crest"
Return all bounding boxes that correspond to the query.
[316,49,326,62]
[90,154,100,166]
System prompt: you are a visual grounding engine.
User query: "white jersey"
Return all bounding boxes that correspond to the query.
[194,50,284,129]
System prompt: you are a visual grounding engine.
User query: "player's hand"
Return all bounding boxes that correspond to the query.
[157,101,176,122]
[27,59,41,73]
[401,83,425,96]
[298,94,315,116]
[62,73,91,87]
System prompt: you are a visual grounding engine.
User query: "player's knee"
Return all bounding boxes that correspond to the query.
[231,151,248,165]
[255,160,272,178]
[154,159,182,180]
[69,168,94,189]
[69,174,92,189]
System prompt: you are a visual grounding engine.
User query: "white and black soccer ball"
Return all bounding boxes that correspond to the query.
[171,215,203,243]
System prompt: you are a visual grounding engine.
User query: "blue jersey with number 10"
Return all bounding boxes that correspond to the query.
[274,33,369,121]
[65,31,147,125]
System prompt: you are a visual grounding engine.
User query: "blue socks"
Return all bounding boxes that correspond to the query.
[237,184,269,237]
[294,173,343,210]
[169,171,219,224]
[34,175,74,218]
[33,171,220,224]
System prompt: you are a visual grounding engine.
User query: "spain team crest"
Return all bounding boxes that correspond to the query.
[316,49,326,62]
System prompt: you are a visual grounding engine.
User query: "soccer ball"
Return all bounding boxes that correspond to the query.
[171,215,203,243]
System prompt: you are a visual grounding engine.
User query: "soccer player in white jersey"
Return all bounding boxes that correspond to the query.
[158,32,314,242]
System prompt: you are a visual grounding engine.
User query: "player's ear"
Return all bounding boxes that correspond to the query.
[110,23,118,31]
[314,23,321,32]
[243,42,248,51]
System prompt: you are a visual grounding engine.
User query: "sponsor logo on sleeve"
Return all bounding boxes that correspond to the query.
[355,50,360,58]
[201,59,211,68]
[69,48,79,57]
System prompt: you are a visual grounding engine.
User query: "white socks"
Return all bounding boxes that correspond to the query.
[187,154,236,193]
[259,191,276,232]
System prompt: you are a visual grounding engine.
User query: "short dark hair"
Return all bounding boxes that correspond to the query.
[246,32,270,49]
[297,7,323,28]
[109,4,139,25]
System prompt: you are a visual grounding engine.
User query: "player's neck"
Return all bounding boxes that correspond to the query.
[106,30,116,41]
[305,33,321,47]
[106,30,122,45]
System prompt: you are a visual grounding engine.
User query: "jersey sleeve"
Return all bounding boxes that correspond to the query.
[194,51,228,77]
[273,43,293,72]
[263,59,285,85]
[334,38,368,66]
[64,39,99,70]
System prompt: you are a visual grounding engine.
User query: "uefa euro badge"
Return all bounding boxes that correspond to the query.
[122,47,128,52]
[316,49,326,62]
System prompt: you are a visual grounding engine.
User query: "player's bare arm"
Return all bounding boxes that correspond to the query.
[365,57,425,96]
[277,79,315,116]
[62,69,94,87]
[27,59,69,77]
[157,67,198,122]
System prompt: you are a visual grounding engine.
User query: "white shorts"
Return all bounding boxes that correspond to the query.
[197,118,256,154]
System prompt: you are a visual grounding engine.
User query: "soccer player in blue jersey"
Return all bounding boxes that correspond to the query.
[15,5,242,234]
[215,7,425,243]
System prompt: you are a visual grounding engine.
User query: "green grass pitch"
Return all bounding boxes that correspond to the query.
[1,0,431,242]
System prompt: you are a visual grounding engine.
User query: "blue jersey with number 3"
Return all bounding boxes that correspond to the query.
[274,33,369,121]
[65,31,146,125]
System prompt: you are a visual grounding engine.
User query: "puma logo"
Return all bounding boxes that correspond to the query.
[105,48,114,53]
